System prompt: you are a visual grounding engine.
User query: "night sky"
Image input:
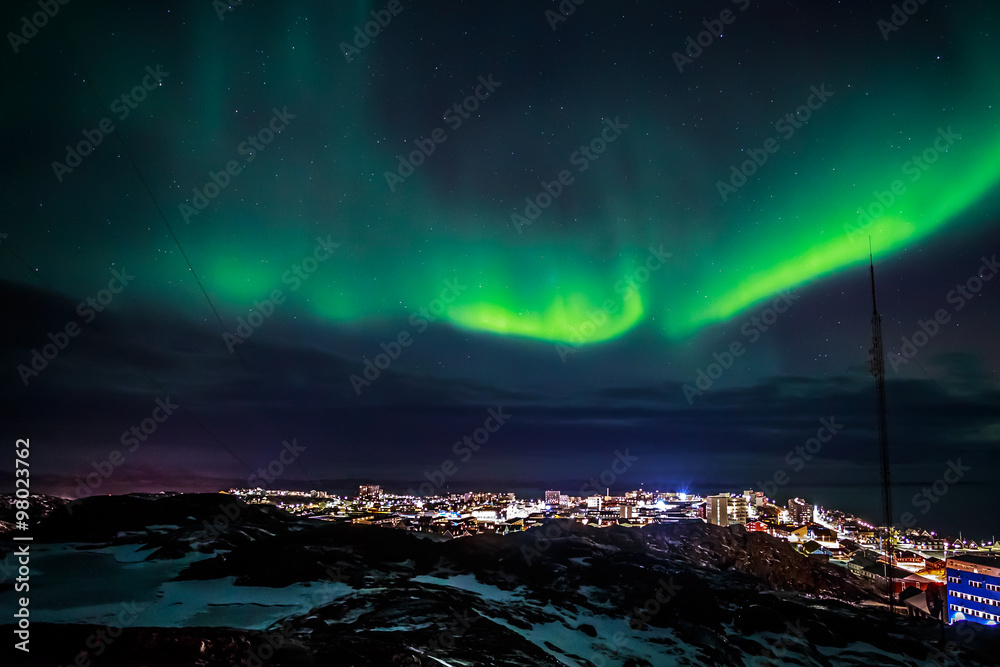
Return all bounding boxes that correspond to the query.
[2,1,999,536]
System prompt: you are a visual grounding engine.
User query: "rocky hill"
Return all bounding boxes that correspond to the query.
[2,494,998,666]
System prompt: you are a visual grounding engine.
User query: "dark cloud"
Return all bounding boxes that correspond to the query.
[1,0,998,542]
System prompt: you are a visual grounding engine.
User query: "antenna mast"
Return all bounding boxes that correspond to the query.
[868,239,895,615]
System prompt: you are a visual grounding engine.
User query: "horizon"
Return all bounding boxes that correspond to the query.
[24,477,995,543]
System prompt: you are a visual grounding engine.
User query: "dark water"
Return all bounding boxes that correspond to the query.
[781,481,996,543]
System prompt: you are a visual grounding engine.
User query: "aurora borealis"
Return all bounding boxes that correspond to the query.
[2,0,1000,535]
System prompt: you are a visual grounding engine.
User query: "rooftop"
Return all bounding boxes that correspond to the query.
[948,554,1000,567]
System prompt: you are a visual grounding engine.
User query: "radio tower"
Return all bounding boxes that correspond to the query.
[868,240,895,614]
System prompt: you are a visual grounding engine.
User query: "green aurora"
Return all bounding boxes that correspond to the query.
[192,10,999,347]
[57,3,997,349]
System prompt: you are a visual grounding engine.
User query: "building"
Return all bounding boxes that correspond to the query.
[545,490,561,507]
[848,552,878,577]
[895,550,926,567]
[839,522,859,539]
[807,526,838,542]
[597,509,619,524]
[910,531,945,551]
[730,496,748,525]
[855,561,917,596]
[787,498,813,525]
[707,494,729,527]
[472,508,500,522]
[901,585,946,621]
[771,524,809,542]
[587,496,602,510]
[946,555,1000,625]
[358,485,381,500]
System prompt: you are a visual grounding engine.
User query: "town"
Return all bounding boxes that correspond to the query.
[223,484,1000,627]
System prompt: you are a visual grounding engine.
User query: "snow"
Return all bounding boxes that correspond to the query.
[410,572,700,666]
[817,639,931,666]
[0,543,942,665]
[411,573,522,603]
[87,542,167,563]
[0,542,352,630]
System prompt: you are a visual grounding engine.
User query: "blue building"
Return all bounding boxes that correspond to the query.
[946,554,1000,625]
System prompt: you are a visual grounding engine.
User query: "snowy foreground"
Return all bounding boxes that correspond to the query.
[2,493,998,666]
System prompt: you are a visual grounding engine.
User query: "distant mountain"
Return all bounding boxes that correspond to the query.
[2,493,998,666]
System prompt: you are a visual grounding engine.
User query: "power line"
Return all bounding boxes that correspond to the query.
[2,237,258,477]
[19,23,318,489]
